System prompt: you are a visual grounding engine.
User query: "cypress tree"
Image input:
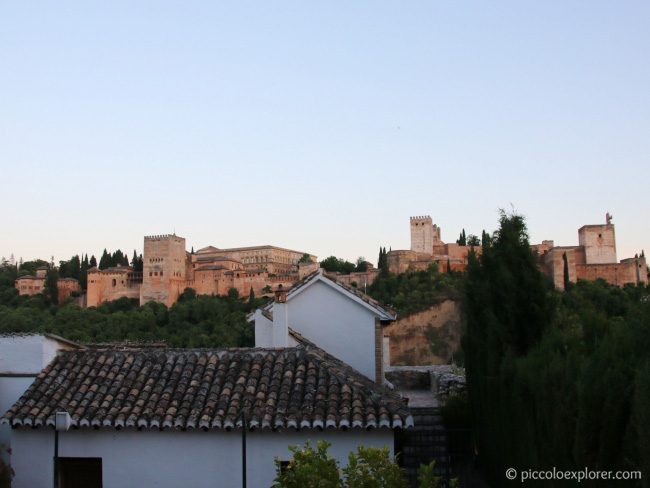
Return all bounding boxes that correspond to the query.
[80,254,89,290]
[463,212,555,482]
[457,229,467,246]
[44,267,59,305]
[99,249,109,269]
[562,252,570,290]
[89,255,98,268]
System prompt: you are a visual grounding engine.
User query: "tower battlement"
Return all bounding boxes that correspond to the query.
[144,234,183,241]
[410,215,432,223]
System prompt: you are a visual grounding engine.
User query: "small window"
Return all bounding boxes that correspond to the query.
[58,457,102,488]
[160,271,163,276]
[111,279,116,287]
[279,460,291,475]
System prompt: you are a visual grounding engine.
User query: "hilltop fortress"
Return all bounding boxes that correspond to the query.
[86,235,317,307]
[387,215,477,274]
[388,214,647,289]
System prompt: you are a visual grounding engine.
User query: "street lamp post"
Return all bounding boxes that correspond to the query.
[54,411,71,488]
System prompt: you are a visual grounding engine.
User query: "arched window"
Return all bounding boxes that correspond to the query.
[112,279,116,287]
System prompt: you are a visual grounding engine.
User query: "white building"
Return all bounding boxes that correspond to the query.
[2,335,411,487]
[251,269,396,383]
[0,333,81,464]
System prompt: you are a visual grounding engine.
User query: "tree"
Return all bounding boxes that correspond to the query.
[272,441,340,488]
[355,257,368,273]
[467,235,480,247]
[99,249,110,269]
[80,254,89,290]
[89,255,97,268]
[463,212,555,482]
[298,253,313,264]
[131,251,143,272]
[273,441,411,488]
[44,267,59,305]
[248,287,255,305]
[320,256,356,275]
[343,446,408,488]
[563,252,570,290]
[457,229,467,246]
[377,247,389,275]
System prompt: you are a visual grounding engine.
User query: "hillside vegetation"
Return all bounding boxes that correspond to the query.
[0,263,262,347]
[464,212,650,486]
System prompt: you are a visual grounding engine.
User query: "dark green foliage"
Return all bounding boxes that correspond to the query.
[480,230,492,250]
[17,259,48,277]
[355,257,369,273]
[463,212,650,485]
[367,263,461,316]
[44,267,59,305]
[298,253,313,264]
[457,229,467,246]
[0,282,266,347]
[58,255,81,280]
[131,251,143,272]
[466,234,480,247]
[89,255,97,268]
[273,441,411,488]
[99,249,130,269]
[320,256,357,275]
[440,393,471,431]
[80,254,89,289]
[563,252,570,291]
[377,247,389,274]
[343,445,409,488]
[272,441,341,488]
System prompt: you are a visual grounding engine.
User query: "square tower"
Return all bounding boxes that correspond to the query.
[410,216,436,255]
[578,223,617,264]
[140,234,187,306]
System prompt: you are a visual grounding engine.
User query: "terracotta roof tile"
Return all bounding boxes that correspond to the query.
[2,346,412,431]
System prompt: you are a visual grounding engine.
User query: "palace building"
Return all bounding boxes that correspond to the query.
[388,214,647,289]
[86,234,317,307]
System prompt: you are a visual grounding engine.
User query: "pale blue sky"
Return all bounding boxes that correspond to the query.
[1,1,648,265]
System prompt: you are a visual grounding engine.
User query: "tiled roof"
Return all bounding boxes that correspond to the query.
[2,346,412,431]
[195,265,228,271]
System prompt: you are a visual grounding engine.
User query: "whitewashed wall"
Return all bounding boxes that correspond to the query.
[289,281,377,378]
[0,335,63,374]
[11,427,394,488]
[0,335,73,464]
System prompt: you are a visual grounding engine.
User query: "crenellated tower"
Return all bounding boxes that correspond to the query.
[410,215,440,255]
[140,234,187,306]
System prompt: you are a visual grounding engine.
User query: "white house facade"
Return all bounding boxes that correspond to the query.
[0,333,80,464]
[3,345,412,488]
[252,270,396,383]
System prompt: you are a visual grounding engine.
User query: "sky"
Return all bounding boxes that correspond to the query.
[1,1,648,265]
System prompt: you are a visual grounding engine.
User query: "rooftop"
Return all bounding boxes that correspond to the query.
[3,345,412,431]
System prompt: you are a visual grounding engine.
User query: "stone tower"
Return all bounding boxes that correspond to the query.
[140,234,187,306]
[578,217,617,264]
[410,216,439,256]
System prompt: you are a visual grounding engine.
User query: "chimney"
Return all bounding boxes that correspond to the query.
[272,285,289,347]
